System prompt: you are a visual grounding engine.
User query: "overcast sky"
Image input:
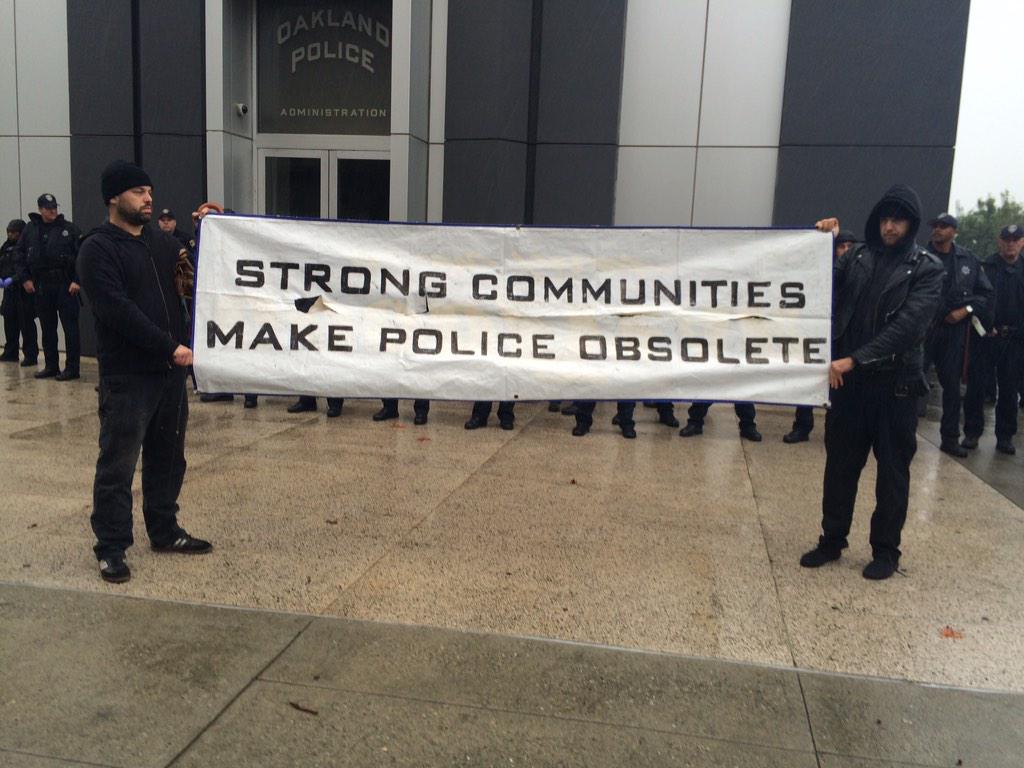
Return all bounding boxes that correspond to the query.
[948,0,1023,212]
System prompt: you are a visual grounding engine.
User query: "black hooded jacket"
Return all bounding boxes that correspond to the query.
[832,184,944,385]
[77,223,187,375]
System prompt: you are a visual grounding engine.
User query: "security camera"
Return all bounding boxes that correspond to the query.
[235,103,249,117]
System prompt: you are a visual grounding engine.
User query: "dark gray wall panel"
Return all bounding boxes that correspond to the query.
[140,134,205,235]
[773,146,955,237]
[780,0,969,147]
[67,0,134,136]
[532,144,617,225]
[535,0,627,144]
[445,0,532,141]
[70,135,137,233]
[138,0,205,136]
[442,140,527,224]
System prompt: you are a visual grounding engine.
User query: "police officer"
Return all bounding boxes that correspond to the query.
[920,213,993,456]
[784,230,858,443]
[156,208,196,263]
[572,400,638,438]
[799,185,943,581]
[375,398,431,425]
[962,224,1024,454]
[14,194,82,380]
[287,395,344,418]
[680,403,762,441]
[466,400,515,430]
[1,219,36,363]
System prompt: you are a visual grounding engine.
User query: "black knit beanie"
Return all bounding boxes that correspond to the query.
[101,160,152,204]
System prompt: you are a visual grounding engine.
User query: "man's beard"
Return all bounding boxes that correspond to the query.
[117,202,151,226]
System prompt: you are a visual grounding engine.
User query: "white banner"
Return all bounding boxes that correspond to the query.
[192,216,832,406]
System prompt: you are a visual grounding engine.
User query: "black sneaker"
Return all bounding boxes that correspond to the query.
[56,370,80,381]
[464,416,487,430]
[658,413,680,428]
[413,412,428,425]
[99,554,131,583]
[372,406,399,421]
[621,426,637,439]
[571,423,590,437]
[499,419,514,431]
[799,545,841,568]
[996,439,1016,455]
[19,358,37,367]
[862,558,898,580]
[782,430,809,444]
[961,435,979,450]
[940,438,967,458]
[34,368,59,379]
[151,533,213,554]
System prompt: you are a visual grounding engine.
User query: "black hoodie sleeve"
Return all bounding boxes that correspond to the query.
[78,236,179,361]
[13,222,31,284]
[850,254,944,368]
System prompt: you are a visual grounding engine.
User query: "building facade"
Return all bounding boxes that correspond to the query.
[2,0,970,266]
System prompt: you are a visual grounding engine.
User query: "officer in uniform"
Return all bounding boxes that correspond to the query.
[1,219,35,363]
[799,185,943,581]
[14,194,82,380]
[375,398,431,425]
[680,403,762,441]
[784,230,858,443]
[287,395,344,418]
[572,400,638,438]
[156,208,196,263]
[962,224,1024,454]
[919,213,993,456]
[466,400,515,430]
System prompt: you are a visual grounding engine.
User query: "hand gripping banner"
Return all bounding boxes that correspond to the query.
[192,216,832,406]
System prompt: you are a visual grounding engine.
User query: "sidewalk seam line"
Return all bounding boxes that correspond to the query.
[161,617,315,768]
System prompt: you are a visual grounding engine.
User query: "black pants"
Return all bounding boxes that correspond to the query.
[687,402,756,428]
[1,287,37,360]
[964,336,1024,439]
[820,375,917,563]
[35,282,80,373]
[381,398,430,417]
[792,406,814,434]
[471,400,514,423]
[573,401,634,429]
[92,369,189,560]
[923,322,968,439]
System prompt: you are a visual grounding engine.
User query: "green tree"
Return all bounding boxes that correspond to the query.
[954,192,1024,258]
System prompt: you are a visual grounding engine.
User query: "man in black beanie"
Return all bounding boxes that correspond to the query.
[799,185,943,580]
[77,160,212,584]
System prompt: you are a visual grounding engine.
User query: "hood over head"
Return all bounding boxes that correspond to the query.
[864,184,921,253]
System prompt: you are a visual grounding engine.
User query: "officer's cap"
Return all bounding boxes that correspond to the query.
[158,208,176,220]
[37,193,58,209]
[929,213,958,229]
[1000,224,1023,241]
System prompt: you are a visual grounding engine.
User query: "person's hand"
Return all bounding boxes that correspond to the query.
[68,282,80,296]
[23,279,35,294]
[829,357,855,389]
[815,217,840,236]
[944,307,968,324]
[172,345,193,367]
[192,201,224,224]
[0,277,12,288]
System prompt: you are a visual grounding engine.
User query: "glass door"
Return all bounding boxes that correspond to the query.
[258,149,328,218]
[329,151,391,221]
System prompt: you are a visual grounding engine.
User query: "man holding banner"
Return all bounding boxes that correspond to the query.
[800,185,943,581]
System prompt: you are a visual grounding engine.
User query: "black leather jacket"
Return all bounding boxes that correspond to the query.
[832,184,944,392]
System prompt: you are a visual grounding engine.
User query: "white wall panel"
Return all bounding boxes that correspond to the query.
[698,0,791,147]
[407,137,428,221]
[0,136,21,217]
[225,133,254,214]
[614,146,696,226]
[691,147,778,226]
[0,0,17,135]
[14,0,69,136]
[19,136,72,220]
[428,0,448,143]
[618,0,706,146]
